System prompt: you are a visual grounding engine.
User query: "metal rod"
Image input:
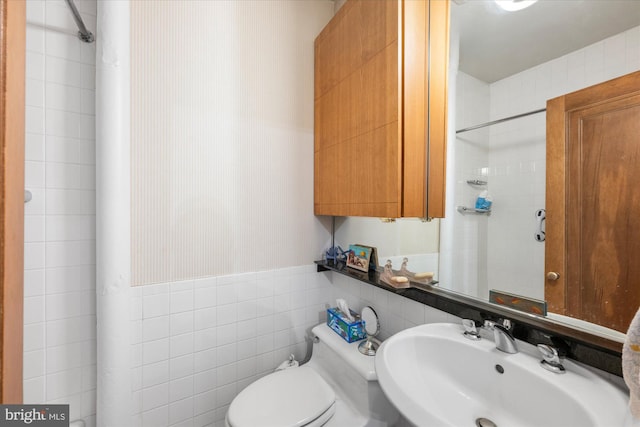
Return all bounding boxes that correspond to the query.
[331,216,335,253]
[64,0,94,43]
[455,108,546,134]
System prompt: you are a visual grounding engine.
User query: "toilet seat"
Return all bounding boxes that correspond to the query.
[226,366,336,427]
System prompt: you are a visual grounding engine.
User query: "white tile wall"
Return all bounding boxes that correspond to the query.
[23,1,96,426]
[130,265,336,427]
[129,265,462,427]
[441,71,491,298]
[330,274,461,343]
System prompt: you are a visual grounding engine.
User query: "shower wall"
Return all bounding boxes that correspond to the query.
[442,71,490,297]
[23,0,97,425]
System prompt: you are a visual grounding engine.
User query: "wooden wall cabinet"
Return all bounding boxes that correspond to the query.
[314,0,449,218]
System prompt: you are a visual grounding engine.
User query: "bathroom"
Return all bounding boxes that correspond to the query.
[3,0,640,426]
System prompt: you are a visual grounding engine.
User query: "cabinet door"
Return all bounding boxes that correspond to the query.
[314,0,449,218]
[546,70,640,332]
[314,0,402,217]
[402,0,448,219]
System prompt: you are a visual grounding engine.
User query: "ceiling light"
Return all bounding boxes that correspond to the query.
[494,0,538,12]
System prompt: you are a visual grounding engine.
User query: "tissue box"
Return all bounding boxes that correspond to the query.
[327,307,366,343]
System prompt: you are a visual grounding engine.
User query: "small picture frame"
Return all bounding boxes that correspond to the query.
[346,244,373,272]
[357,243,378,270]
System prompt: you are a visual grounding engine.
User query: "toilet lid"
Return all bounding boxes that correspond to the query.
[227,366,336,427]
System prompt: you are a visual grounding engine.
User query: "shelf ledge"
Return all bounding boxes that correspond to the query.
[457,206,491,215]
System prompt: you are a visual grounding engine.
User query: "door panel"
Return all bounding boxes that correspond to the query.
[0,0,26,403]
[546,71,640,332]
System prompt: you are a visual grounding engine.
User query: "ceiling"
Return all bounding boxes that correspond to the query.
[454,0,640,83]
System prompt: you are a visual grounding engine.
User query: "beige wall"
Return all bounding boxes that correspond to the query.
[131,1,334,285]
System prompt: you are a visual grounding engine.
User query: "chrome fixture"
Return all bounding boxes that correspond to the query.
[462,319,481,341]
[484,319,518,354]
[24,189,32,203]
[537,344,566,374]
[359,306,381,356]
[535,209,546,242]
[457,206,491,216]
[64,0,94,43]
[456,107,545,134]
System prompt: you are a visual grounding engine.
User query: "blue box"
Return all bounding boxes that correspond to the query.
[327,307,366,343]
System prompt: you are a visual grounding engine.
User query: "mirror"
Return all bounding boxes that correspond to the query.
[334,0,640,342]
[359,305,381,356]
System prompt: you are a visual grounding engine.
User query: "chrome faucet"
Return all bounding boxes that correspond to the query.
[461,319,481,340]
[537,344,566,374]
[484,319,518,354]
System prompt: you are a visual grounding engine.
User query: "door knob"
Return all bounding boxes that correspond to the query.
[546,272,560,281]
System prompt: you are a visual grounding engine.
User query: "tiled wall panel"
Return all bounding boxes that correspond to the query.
[23,0,97,425]
[130,265,335,427]
[129,265,465,427]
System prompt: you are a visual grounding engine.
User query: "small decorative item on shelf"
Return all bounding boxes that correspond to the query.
[380,260,410,289]
[400,257,436,286]
[346,244,378,272]
[325,245,348,263]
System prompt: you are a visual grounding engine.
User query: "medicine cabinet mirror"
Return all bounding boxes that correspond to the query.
[333,0,640,342]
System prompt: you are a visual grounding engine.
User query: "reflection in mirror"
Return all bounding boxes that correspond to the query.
[334,0,639,343]
[441,0,640,340]
[333,217,440,275]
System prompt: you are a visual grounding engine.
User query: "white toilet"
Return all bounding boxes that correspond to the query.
[225,323,399,427]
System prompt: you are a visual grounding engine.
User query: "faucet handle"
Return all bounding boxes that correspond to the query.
[537,344,566,374]
[462,319,481,340]
[483,319,495,329]
[484,318,513,330]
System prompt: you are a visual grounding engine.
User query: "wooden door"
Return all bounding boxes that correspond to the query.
[546,71,640,332]
[0,0,25,402]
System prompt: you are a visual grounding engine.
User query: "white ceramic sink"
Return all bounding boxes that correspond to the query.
[375,323,633,427]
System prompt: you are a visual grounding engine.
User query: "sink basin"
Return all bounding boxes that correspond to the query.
[375,323,632,427]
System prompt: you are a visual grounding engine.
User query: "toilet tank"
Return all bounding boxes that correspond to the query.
[307,324,398,425]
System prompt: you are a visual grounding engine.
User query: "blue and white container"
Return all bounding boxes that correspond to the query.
[475,190,493,210]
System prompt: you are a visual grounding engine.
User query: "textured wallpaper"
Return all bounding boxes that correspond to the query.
[131,1,334,285]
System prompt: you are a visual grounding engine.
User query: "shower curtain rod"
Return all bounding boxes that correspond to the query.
[64,0,94,43]
[455,107,546,134]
